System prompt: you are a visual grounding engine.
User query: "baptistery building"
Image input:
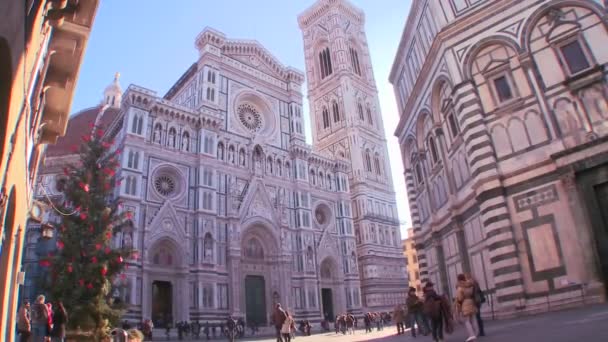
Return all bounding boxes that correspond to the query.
[31,0,408,326]
[390,0,608,318]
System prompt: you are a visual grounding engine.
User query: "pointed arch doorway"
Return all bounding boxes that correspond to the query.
[152,280,172,328]
[245,275,266,325]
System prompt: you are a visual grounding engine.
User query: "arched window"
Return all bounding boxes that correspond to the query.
[428,136,439,164]
[415,162,424,185]
[327,174,332,190]
[332,101,340,122]
[318,47,333,79]
[131,114,143,135]
[203,233,213,262]
[349,46,362,76]
[364,151,372,172]
[357,103,364,120]
[267,156,273,174]
[276,159,282,176]
[447,112,460,138]
[181,132,190,151]
[153,123,162,144]
[374,155,381,175]
[366,106,374,126]
[310,169,316,185]
[322,107,330,129]
[168,127,176,148]
[319,172,324,187]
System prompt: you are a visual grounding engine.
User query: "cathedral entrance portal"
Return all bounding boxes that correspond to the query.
[245,276,267,325]
[321,288,334,322]
[152,281,172,328]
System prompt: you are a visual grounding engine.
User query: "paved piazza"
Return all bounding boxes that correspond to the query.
[154,304,608,342]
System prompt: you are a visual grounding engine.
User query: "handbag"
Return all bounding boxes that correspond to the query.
[281,320,291,334]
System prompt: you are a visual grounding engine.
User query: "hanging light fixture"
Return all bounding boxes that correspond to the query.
[41,223,55,239]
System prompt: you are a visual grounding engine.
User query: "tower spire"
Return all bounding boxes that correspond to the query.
[103,72,122,108]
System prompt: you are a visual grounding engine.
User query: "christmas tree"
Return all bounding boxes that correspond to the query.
[40,124,133,339]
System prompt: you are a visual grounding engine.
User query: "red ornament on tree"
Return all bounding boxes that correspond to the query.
[82,135,91,142]
[125,211,133,219]
[96,129,104,137]
[39,260,50,267]
[95,243,102,251]
[56,240,64,250]
[86,283,94,289]
[106,231,112,240]
[91,256,98,264]
[120,274,127,280]
[80,212,88,220]
[104,247,111,254]
[63,167,70,175]
[67,264,73,273]
[117,256,123,264]
[78,279,85,286]
[70,145,78,152]
[78,182,90,192]
[101,266,108,276]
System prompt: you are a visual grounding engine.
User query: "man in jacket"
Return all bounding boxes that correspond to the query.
[393,304,405,335]
[406,287,429,337]
[271,303,287,342]
[17,301,31,342]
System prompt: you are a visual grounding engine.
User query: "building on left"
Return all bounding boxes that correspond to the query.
[0,1,99,340]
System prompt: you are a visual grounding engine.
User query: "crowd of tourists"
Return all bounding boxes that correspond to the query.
[17,295,68,342]
[396,273,487,342]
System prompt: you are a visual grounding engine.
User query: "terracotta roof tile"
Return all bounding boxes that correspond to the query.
[45,105,121,157]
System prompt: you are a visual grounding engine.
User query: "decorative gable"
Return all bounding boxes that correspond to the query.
[239,179,278,224]
[144,201,188,248]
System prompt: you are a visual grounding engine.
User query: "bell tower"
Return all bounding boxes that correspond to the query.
[298,0,408,311]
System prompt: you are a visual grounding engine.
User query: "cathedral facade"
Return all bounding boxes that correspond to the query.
[29,0,407,326]
[390,0,608,317]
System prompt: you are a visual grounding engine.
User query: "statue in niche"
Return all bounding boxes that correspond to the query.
[239,149,246,166]
[306,247,314,268]
[182,134,189,151]
[254,152,263,174]
[228,146,235,164]
[123,232,133,248]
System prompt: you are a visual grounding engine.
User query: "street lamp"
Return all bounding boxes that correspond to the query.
[41,223,54,239]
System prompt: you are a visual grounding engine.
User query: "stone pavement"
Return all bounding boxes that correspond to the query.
[154,304,608,341]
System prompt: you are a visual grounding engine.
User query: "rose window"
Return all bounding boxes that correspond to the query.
[237,103,262,132]
[154,175,176,196]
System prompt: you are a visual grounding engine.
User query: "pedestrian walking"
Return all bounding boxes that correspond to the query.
[393,304,405,335]
[423,282,450,342]
[456,274,479,341]
[406,286,429,337]
[281,311,294,342]
[466,273,486,336]
[50,301,67,342]
[272,303,287,342]
[17,301,31,342]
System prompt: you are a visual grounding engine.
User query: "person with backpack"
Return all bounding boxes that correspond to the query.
[466,273,486,336]
[31,295,49,342]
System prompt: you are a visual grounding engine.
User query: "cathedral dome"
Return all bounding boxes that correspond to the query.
[45,105,120,157]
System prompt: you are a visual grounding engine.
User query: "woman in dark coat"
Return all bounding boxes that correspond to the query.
[51,301,68,342]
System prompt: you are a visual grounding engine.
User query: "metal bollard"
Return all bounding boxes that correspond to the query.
[110,328,128,342]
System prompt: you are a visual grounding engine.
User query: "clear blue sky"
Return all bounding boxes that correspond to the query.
[72,0,413,237]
